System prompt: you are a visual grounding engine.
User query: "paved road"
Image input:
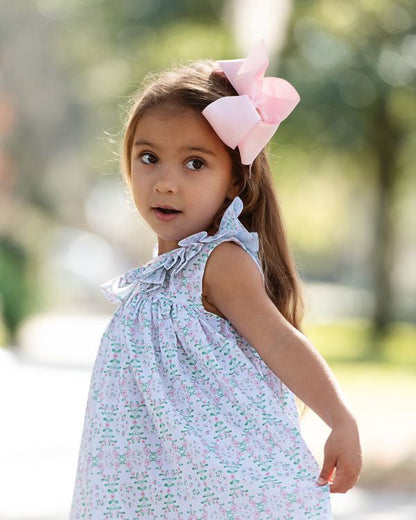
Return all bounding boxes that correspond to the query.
[1,313,415,519]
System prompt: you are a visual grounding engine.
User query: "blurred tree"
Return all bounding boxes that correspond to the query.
[277,0,416,353]
[0,0,232,339]
[2,0,414,352]
[0,2,88,341]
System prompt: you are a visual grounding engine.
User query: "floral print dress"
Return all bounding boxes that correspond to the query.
[70,197,332,519]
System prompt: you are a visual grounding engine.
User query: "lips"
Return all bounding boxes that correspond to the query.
[152,205,182,222]
[152,204,181,213]
[155,206,179,213]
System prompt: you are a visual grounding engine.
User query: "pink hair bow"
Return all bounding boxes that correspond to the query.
[202,40,300,165]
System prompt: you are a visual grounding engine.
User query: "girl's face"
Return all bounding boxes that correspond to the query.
[130,107,238,254]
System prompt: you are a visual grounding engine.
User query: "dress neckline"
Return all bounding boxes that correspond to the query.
[100,196,259,304]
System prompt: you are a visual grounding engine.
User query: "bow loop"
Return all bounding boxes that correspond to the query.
[259,77,301,123]
[202,95,260,150]
[202,40,300,165]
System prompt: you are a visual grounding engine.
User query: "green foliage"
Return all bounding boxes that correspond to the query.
[275,0,416,339]
[52,1,234,177]
[2,0,414,352]
[0,237,38,343]
[0,311,7,347]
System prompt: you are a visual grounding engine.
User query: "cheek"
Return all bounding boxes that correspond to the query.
[131,176,148,206]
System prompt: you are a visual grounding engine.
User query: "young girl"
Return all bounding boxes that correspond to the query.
[70,41,361,519]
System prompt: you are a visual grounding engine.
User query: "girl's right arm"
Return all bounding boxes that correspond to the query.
[203,242,362,493]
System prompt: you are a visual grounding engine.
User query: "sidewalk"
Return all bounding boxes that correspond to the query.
[0,312,415,519]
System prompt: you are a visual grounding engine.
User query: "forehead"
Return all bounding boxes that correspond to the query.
[132,106,227,152]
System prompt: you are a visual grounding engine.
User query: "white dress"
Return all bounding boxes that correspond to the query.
[70,197,332,519]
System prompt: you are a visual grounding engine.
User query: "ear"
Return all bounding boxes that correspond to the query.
[226,178,240,200]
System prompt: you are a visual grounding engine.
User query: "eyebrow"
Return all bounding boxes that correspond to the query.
[133,140,216,156]
[133,140,156,148]
[184,146,216,156]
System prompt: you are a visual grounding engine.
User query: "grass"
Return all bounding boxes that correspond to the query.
[304,319,416,367]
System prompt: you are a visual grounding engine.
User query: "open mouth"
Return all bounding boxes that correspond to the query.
[155,207,181,214]
[152,206,182,220]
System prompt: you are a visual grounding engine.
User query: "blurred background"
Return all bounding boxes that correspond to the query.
[0,0,415,518]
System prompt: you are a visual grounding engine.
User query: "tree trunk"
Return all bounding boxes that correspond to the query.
[370,99,400,356]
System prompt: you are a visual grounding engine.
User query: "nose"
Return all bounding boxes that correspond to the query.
[154,166,178,194]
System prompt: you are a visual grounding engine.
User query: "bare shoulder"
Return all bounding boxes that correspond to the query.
[203,242,264,301]
[202,241,289,349]
[203,241,263,292]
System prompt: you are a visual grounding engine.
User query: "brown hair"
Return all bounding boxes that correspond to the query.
[121,61,304,330]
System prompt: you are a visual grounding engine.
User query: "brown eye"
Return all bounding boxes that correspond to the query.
[186,158,205,171]
[141,153,158,165]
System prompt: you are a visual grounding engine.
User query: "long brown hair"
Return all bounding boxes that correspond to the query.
[121,61,304,330]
